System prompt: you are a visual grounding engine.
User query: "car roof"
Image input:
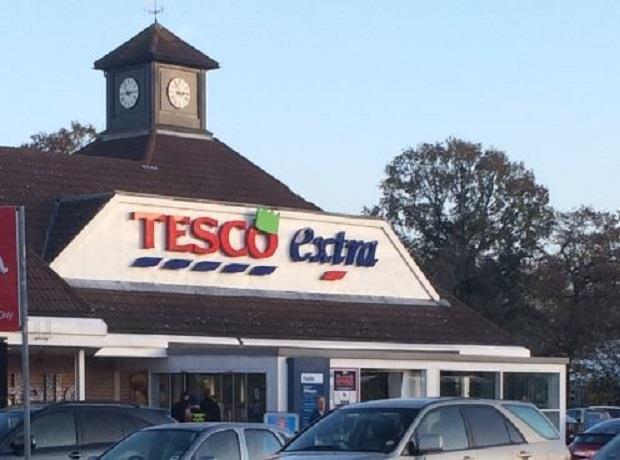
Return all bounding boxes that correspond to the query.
[570,406,620,410]
[338,397,531,410]
[586,419,620,434]
[142,422,282,433]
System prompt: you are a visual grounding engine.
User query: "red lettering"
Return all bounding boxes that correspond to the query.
[133,211,278,260]
[246,226,278,259]
[190,217,220,255]
[166,215,194,253]
[219,220,248,257]
[131,212,165,249]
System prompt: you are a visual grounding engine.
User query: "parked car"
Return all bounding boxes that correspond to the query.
[568,407,620,434]
[274,398,569,459]
[569,419,620,459]
[95,422,289,460]
[594,434,620,459]
[0,401,175,459]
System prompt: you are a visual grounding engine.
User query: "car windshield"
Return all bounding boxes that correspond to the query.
[100,429,198,460]
[284,407,419,453]
[0,412,24,437]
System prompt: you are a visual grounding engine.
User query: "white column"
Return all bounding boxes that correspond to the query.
[276,357,288,412]
[559,366,567,442]
[74,349,86,401]
[426,366,441,397]
[463,376,471,398]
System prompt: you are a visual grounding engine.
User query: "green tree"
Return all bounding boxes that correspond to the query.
[369,138,554,333]
[22,121,97,155]
[531,207,620,358]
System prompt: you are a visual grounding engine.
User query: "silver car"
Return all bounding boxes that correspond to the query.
[96,422,289,460]
[273,398,570,459]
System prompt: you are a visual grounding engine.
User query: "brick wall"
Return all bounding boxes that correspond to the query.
[85,358,116,401]
[6,353,149,406]
[7,353,75,405]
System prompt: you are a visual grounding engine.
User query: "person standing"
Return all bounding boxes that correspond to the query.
[199,390,222,422]
[309,395,328,424]
[171,391,192,423]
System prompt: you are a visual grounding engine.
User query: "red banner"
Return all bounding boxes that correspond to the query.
[0,207,20,332]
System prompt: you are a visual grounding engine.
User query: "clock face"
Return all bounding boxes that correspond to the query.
[167,77,191,109]
[119,77,139,109]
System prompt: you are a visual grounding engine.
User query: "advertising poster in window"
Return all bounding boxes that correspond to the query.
[332,369,359,407]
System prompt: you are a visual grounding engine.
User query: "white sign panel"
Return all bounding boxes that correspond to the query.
[51,193,439,302]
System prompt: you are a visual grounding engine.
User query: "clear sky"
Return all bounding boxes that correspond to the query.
[0,0,618,213]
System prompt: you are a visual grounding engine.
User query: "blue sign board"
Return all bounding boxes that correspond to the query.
[264,412,299,435]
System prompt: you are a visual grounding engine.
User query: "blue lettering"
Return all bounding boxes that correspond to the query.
[331,231,346,264]
[344,240,363,265]
[290,227,314,261]
[356,241,379,267]
[310,237,331,263]
[289,227,379,268]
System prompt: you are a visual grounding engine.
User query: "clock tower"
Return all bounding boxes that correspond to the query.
[94,23,219,139]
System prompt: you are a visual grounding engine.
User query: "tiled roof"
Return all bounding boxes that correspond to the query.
[42,194,113,262]
[77,288,518,346]
[0,134,317,253]
[0,136,519,347]
[94,23,219,71]
[27,249,94,317]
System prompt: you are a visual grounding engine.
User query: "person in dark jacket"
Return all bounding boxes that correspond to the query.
[309,395,328,424]
[171,391,192,423]
[199,390,222,422]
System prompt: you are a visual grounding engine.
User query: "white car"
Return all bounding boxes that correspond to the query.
[273,398,570,459]
[96,422,288,460]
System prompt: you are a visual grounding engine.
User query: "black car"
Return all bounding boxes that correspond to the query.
[0,401,175,459]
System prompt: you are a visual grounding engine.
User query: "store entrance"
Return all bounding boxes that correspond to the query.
[152,372,267,423]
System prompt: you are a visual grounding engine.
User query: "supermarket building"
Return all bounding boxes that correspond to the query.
[0,23,567,433]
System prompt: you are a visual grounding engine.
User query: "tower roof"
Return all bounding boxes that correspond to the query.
[94,22,219,71]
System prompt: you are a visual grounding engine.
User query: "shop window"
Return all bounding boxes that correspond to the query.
[440,371,499,398]
[153,372,266,423]
[503,372,560,429]
[361,370,426,401]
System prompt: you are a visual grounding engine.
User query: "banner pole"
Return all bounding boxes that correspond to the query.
[17,207,30,459]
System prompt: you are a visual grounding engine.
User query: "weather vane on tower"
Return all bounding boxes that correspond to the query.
[146,0,164,23]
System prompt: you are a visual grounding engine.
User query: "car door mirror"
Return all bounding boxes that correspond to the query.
[415,434,443,454]
[10,435,36,455]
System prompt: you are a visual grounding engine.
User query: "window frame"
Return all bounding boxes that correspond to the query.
[460,404,526,449]
[502,403,560,440]
[76,407,124,447]
[26,409,78,451]
[411,405,471,453]
[192,428,242,460]
[243,428,284,460]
